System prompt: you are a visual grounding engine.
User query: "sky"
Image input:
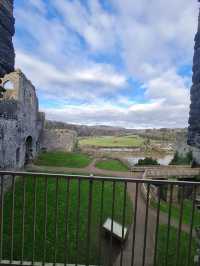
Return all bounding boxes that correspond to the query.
[14,0,198,129]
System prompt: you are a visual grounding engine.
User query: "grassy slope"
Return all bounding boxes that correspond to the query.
[79,135,145,147]
[157,225,195,266]
[153,199,200,227]
[95,159,129,171]
[35,152,92,168]
[3,176,133,265]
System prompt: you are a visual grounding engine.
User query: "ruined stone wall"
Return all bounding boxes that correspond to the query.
[187,10,200,164]
[0,70,45,169]
[0,0,15,77]
[41,129,77,152]
[176,132,200,164]
[188,10,200,146]
[176,132,191,157]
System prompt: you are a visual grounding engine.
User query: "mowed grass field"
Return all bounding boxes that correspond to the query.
[35,152,92,168]
[2,176,133,265]
[95,159,129,172]
[79,135,145,148]
[153,199,200,227]
[157,225,195,266]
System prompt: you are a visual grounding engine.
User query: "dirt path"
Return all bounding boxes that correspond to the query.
[26,163,143,178]
[114,183,192,266]
[114,183,156,266]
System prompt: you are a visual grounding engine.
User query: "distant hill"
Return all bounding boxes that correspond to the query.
[45,120,132,136]
[45,120,186,141]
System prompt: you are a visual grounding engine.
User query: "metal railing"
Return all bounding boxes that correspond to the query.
[0,171,199,266]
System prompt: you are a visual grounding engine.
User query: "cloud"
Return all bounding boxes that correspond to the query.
[28,0,46,14]
[13,0,197,128]
[144,69,190,105]
[16,51,127,101]
[111,0,197,79]
[52,0,117,52]
[43,98,189,129]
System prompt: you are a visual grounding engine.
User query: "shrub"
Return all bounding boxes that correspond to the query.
[170,151,193,165]
[136,157,159,166]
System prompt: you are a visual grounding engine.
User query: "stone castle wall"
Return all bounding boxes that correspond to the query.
[0,0,15,77]
[0,70,45,169]
[187,9,200,164]
[176,132,191,157]
[41,129,77,152]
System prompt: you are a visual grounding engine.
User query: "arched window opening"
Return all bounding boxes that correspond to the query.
[3,80,14,90]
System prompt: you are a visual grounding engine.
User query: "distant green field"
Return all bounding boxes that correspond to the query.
[79,135,145,148]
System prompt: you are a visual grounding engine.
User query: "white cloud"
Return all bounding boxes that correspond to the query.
[144,69,190,105]
[111,0,197,79]
[129,100,164,112]
[52,0,117,52]
[43,98,189,129]
[28,0,46,14]
[14,0,197,128]
[16,51,127,100]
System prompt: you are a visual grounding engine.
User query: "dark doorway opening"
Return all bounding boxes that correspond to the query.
[16,147,20,165]
[25,136,33,165]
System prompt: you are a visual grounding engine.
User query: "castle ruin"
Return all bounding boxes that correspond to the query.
[0,0,77,170]
[0,70,45,169]
[188,3,200,164]
[0,0,45,169]
[0,0,15,76]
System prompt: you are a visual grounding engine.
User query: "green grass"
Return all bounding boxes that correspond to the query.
[153,199,200,227]
[35,152,92,168]
[157,225,196,266]
[95,159,129,171]
[79,135,145,148]
[2,176,133,265]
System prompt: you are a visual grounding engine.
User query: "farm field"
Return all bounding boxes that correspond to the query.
[79,135,145,148]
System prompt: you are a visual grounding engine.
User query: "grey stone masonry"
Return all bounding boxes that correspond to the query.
[188,8,200,149]
[0,0,15,77]
[0,70,45,169]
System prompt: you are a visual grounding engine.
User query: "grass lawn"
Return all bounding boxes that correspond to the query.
[157,225,196,266]
[79,135,145,148]
[95,159,129,172]
[35,152,92,168]
[2,176,133,265]
[153,199,200,227]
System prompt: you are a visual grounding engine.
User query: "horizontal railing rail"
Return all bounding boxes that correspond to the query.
[0,171,199,266]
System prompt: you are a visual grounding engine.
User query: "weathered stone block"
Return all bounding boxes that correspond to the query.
[0,0,15,77]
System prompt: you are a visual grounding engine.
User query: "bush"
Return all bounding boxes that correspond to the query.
[136,157,159,166]
[170,151,193,165]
